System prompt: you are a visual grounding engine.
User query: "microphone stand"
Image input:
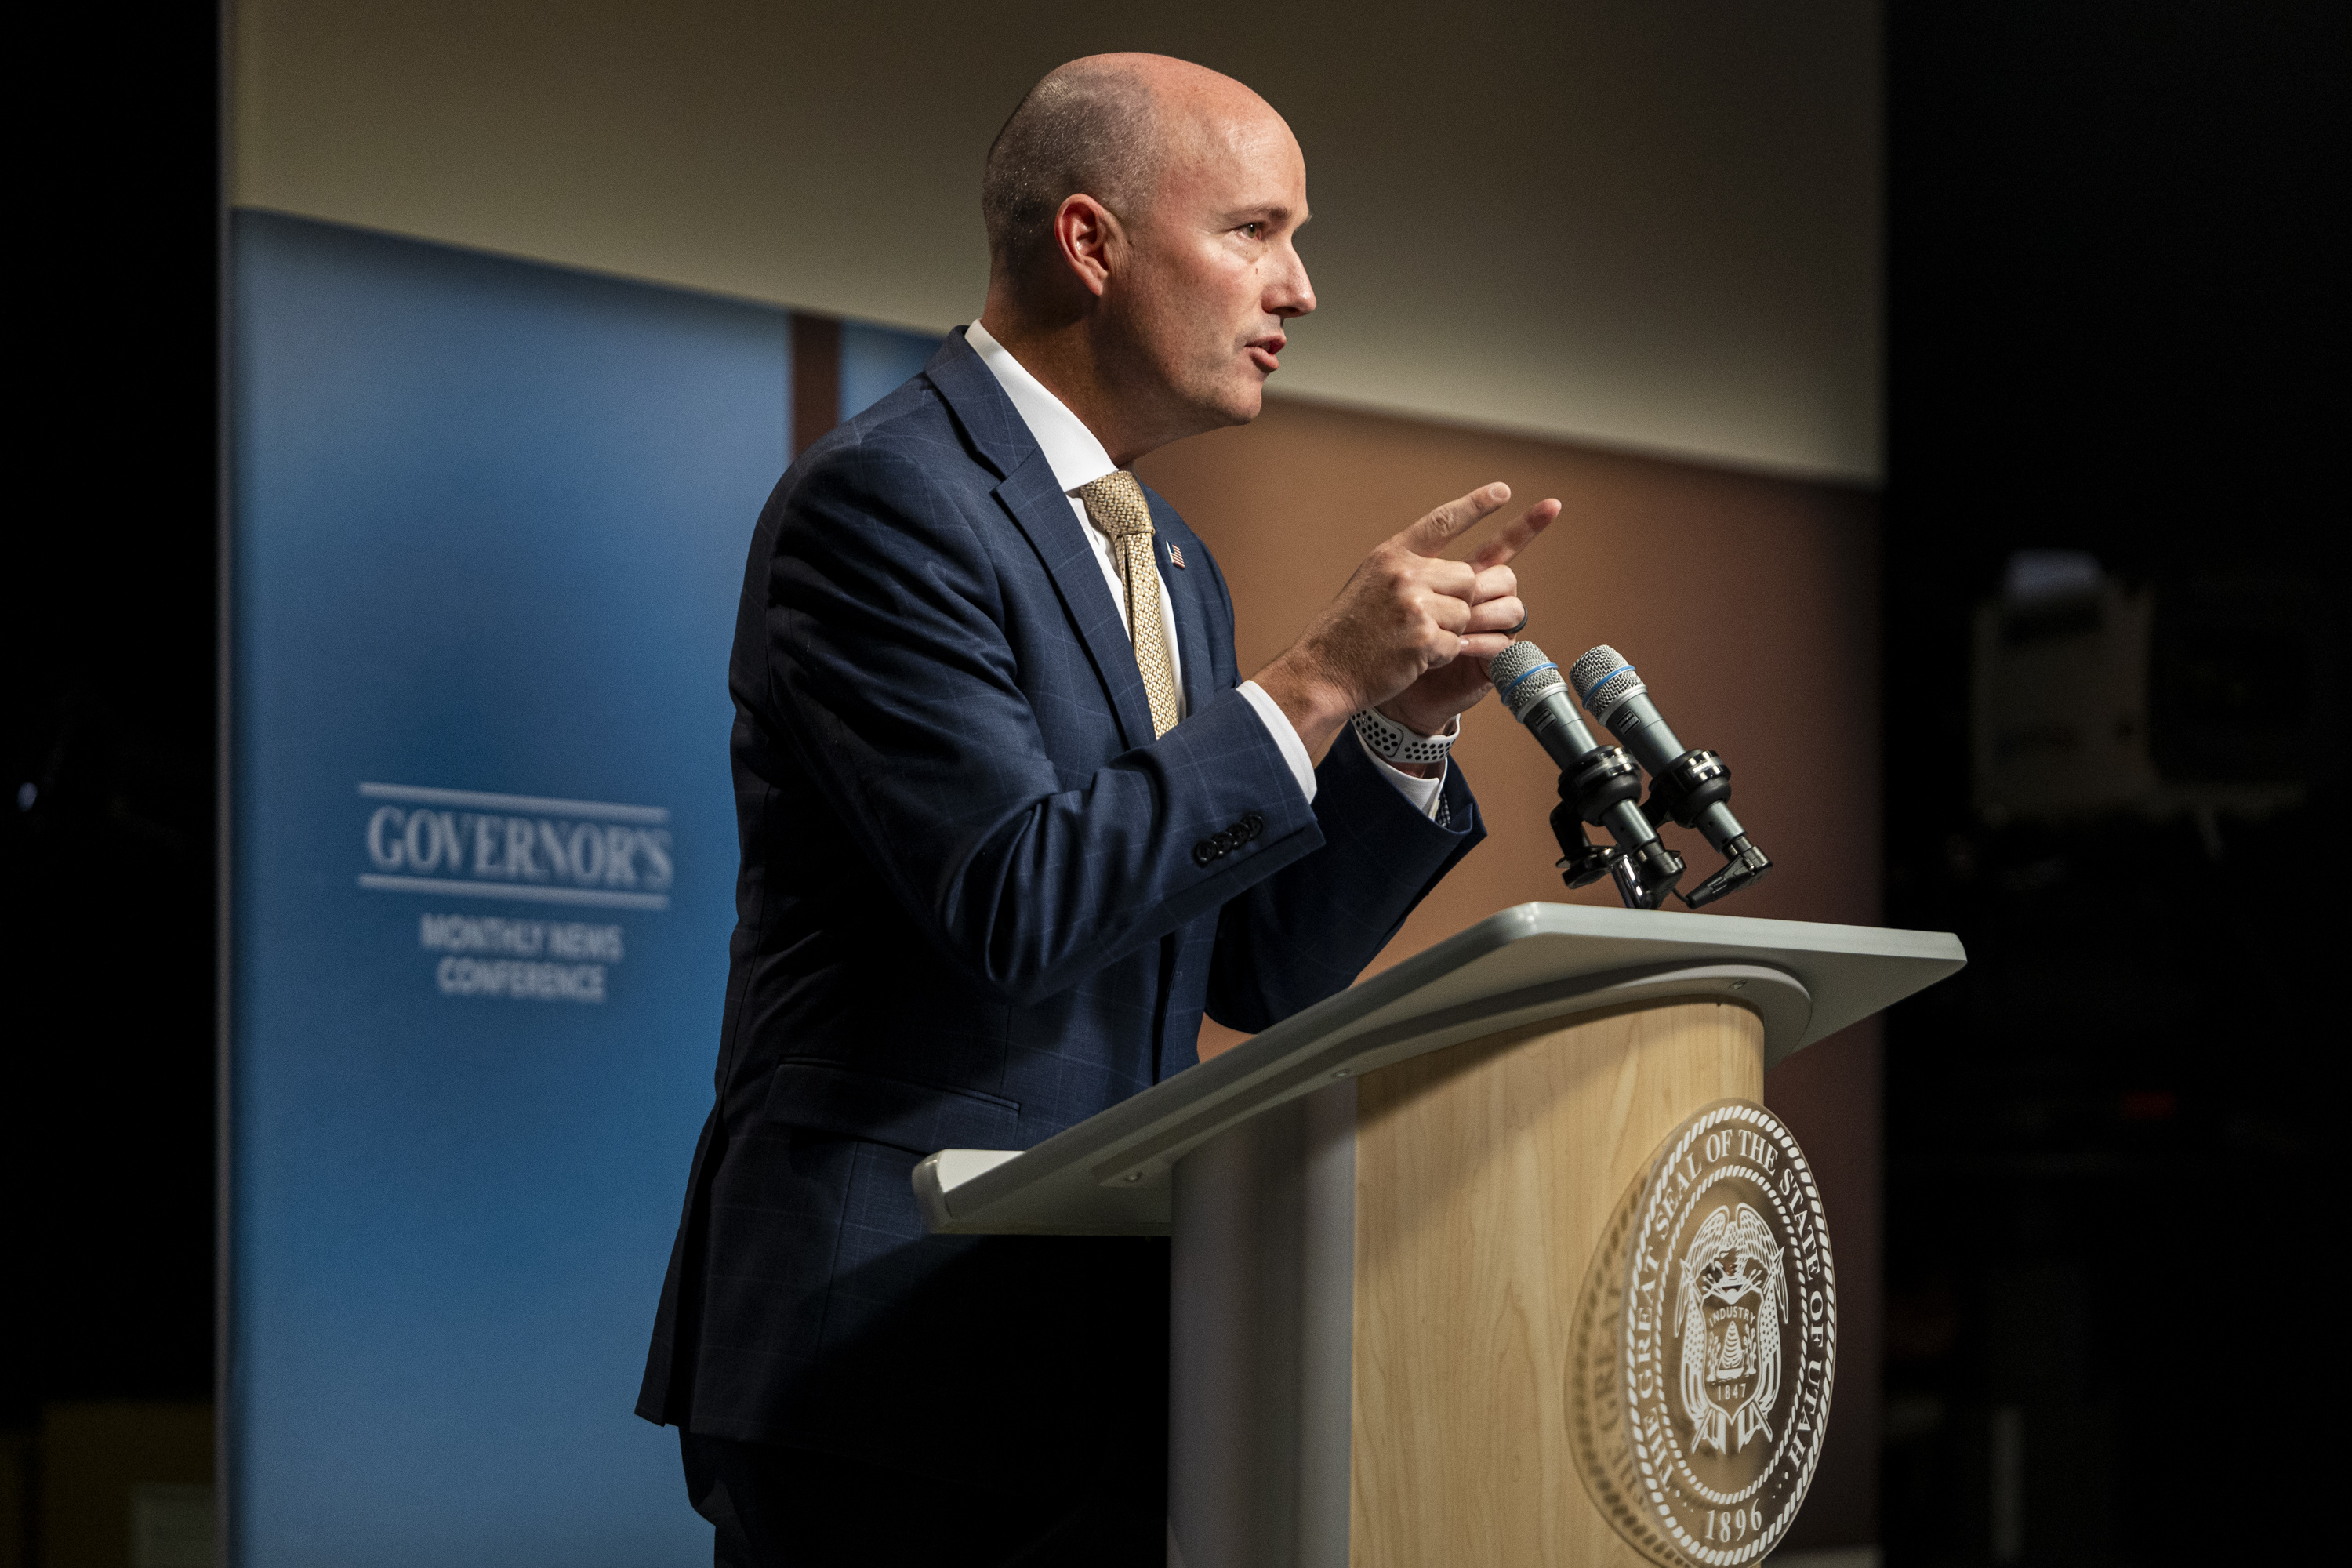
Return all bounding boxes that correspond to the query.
[1545,740,1773,912]
[1548,753,1686,910]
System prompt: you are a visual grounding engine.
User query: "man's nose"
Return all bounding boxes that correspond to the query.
[1270,246,1316,318]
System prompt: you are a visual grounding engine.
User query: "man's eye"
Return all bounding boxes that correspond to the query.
[1240,222,1264,239]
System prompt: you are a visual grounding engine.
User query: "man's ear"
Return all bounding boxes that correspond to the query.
[1054,194,1121,298]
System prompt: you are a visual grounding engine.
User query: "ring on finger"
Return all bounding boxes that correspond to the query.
[1506,609,1529,636]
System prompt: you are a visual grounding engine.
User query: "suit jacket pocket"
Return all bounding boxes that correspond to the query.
[765,1059,1021,1155]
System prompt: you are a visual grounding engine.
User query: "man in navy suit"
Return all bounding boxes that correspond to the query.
[639,53,1558,1564]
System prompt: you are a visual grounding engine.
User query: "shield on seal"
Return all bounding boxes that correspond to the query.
[1675,1202,1788,1455]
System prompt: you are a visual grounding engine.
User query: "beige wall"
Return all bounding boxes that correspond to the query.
[1137,400,1883,1545]
[234,1,1881,480]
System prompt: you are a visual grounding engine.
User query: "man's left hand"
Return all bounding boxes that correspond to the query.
[1374,495,1561,752]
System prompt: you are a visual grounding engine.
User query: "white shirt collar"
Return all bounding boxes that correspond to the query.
[964,320,1120,496]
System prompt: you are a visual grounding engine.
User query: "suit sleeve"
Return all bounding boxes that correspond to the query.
[1189,539,1488,1034]
[1204,729,1484,1033]
[760,440,1323,1007]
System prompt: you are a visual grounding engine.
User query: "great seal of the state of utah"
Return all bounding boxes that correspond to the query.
[1568,1100,1836,1566]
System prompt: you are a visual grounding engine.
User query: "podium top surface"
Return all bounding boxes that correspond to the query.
[916,902,1965,1236]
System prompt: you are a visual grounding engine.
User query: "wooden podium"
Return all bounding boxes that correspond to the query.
[914,903,1963,1567]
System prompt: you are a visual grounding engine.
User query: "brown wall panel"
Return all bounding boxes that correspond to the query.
[1138,396,1883,1547]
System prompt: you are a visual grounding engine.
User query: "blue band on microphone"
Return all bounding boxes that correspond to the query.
[1578,662,1634,706]
[1495,659,1558,704]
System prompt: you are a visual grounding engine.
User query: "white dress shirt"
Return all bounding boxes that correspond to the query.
[964,321,1446,818]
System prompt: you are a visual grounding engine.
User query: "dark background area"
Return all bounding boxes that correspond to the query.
[1,2,2336,1563]
[2,5,222,1555]
[1882,2,2336,1564]
[3,0,222,1438]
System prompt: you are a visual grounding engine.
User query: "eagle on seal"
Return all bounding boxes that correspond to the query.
[1674,1202,1789,1455]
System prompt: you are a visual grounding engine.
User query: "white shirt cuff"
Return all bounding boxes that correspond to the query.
[1359,732,1449,819]
[1237,680,1318,804]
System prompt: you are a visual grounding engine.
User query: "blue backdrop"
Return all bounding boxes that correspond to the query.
[229,211,936,1564]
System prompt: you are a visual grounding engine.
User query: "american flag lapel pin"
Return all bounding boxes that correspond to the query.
[1168,542,1186,569]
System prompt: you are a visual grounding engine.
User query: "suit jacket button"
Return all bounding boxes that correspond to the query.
[1241,812,1265,838]
[1211,830,1235,855]
[1192,841,1215,867]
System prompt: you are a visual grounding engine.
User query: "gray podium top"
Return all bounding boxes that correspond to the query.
[915,902,1965,1236]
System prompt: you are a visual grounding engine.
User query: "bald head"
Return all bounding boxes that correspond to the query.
[982,54,1279,293]
[977,54,1313,460]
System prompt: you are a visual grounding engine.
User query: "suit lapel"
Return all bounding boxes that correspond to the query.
[925,329,1159,749]
[1152,506,1216,716]
[923,328,1035,480]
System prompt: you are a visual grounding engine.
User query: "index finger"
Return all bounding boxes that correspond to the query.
[1467,497,1562,571]
[1395,483,1512,557]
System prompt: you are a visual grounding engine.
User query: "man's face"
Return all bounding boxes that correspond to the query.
[1109,104,1316,433]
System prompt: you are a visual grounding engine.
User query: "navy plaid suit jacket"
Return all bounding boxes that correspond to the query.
[637,330,1483,1478]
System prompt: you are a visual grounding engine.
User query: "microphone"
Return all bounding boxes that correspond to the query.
[1568,644,1771,907]
[1490,640,1684,909]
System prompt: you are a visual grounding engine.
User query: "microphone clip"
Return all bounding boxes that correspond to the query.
[1552,773,1686,907]
[1548,809,1622,889]
[1678,837,1772,909]
[1640,748,1733,830]
[1549,747,1646,889]
[1565,744,1644,825]
[1614,836,1687,910]
[1637,747,1773,909]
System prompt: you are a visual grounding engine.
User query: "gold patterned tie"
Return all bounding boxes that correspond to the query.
[1076,471,1181,739]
